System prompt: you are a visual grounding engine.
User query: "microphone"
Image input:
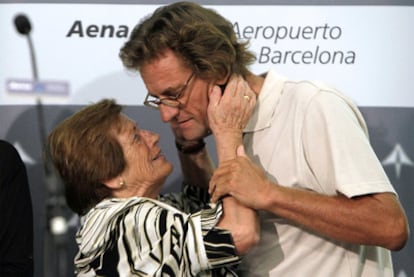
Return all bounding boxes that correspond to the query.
[13,13,67,234]
[14,14,38,81]
[9,14,68,97]
[13,13,69,277]
[14,14,32,35]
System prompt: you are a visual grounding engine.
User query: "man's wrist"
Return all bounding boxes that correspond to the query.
[175,139,206,154]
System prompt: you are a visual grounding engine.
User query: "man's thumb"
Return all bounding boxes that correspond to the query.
[208,85,221,106]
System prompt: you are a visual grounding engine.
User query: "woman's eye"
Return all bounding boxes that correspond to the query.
[133,133,140,142]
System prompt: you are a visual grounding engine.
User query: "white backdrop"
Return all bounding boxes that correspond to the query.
[1,4,413,107]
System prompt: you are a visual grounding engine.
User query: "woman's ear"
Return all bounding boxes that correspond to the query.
[103,176,125,190]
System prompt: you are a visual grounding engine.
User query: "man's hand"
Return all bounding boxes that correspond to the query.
[209,145,272,210]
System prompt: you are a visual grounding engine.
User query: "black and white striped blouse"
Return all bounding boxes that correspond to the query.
[74,185,240,276]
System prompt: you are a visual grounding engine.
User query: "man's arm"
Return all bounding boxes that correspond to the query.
[209,85,409,251]
[211,162,408,251]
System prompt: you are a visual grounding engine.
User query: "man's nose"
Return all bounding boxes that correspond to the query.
[159,104,179,122]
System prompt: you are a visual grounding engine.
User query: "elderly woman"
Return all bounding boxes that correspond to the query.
[47,98,258,276]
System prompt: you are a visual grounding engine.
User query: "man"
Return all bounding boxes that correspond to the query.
[119,2,409,276]
[0,140,34,276]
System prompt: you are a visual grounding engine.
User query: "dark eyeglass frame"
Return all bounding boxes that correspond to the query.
[143,72,195,109]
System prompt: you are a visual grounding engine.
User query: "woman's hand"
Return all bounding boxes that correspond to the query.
[208,75,257,162]
[208,75,256,136]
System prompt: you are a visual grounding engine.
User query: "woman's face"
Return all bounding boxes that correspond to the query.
[115,113,173,197]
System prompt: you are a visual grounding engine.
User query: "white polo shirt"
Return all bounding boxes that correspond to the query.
[239,70,395,276]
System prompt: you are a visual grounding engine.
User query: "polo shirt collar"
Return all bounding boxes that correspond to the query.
[244,70,287,133]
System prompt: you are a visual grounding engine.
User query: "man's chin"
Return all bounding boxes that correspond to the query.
[183,133,208,142]
[173,124,210,141]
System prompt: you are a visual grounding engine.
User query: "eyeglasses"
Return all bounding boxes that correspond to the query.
[144,73,195,109]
